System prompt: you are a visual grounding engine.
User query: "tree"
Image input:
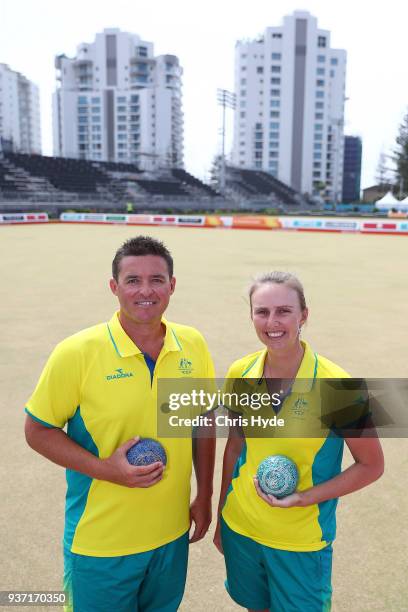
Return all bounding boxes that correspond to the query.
[394,109,408,195]
[375,152,391,188]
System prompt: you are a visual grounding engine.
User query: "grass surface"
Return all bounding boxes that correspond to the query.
[1,224,407,611]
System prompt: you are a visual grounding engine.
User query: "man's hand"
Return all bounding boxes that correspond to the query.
[100,438,165,488]
[213,519,223,555]
[189,495,212,543]
[253,477,302,508]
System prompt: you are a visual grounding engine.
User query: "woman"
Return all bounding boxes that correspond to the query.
[214,271,384,612]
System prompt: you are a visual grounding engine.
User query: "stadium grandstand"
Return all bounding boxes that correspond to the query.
[223,165,310,209]
[0,152,315,214]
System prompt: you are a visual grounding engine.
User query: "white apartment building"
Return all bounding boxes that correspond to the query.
[0,63,41,154]
[232,11,347,201]
[53,29,183,168]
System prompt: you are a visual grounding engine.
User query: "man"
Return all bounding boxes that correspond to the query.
[25,235,216,611]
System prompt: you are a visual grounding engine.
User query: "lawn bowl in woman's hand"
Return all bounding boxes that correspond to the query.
[257,455,298,498]
[126,438,167,466]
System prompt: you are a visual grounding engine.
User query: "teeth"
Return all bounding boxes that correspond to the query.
[136,301,154,305]
[267,331,284,338]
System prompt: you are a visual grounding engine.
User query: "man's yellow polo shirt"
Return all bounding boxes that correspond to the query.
[222,341,355,552]
[26,312,215,557]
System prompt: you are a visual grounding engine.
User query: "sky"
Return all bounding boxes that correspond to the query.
[1,0,407,189]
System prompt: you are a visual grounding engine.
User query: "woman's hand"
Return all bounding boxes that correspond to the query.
[253,477,302,508]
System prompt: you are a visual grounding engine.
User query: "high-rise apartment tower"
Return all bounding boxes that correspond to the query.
[232,11,346,201]
[53,29,183,168]
[0,63,41,154]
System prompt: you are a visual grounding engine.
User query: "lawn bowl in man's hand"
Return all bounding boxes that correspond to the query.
[126,438,167,466]
[256,455,298,498]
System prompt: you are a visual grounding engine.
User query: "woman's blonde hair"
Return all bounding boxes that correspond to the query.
[248,271,307,311]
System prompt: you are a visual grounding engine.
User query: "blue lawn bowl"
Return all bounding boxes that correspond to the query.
[126,438,167,467]
[256,455,299,498]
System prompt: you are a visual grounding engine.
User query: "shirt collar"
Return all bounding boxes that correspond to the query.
[241,341,318,392]
[106,312,182,358]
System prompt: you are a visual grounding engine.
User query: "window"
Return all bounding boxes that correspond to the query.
[118,143,127,149]
[240,100,246,108]
[313,171,321,178]
[255,142,263,149]
[78,96,87,104]
[270,89,280,96]
[241,66,247,71]
[314,133,323,140]
[257,66,264,74]
[269,151,278,158]
[130,115,139,122]
[91,97,100,103]
[272,33,282,39]
[315,123,323,131]
[270,111,280,118]
[131,95,139,103]
[117,133,127,140]
[315,113,324,120]
[316,79,325,87]
[315,101,324,109]
[270,122,279,129]
[314,153,322,160]
[269,131,279,139]
[330,58,338,65]
[92,115,100,123]
[117,105,126,112]
[271,53,281,60]
[78,125,87,133]
[255,131,263,139]
[314,143,322,150]
[269,141,279,149]
[271,65,281,73]
[117,125,127,131]
[318,36,326,48]
[317,55,326,63]
[92,106,101,113]
[137,46,147,57]
[270,100,280,107]
[271,77,281,85]
[255,123,262,129]
[316,91,324,98]
[255,152,262,159]
[78,134,87,142]
[240,89,246,96]
[240,111,246,118]
[317,68,325,76]
[117,96,126,103]
[78,107,88,115]
[330,70,335,77]
[78,116,88,123]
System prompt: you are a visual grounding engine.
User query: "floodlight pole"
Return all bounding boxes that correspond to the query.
[217,89,236,194]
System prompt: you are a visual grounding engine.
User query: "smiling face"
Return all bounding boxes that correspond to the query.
[251,282,308,352]
[109,255,176,326]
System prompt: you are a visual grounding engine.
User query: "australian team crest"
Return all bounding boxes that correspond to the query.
[179,357,193,375]
[292,396,308,417]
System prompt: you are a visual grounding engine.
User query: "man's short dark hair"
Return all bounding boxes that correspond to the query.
[112,236,174,280]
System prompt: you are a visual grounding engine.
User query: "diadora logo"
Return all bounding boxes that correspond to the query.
[106,368,134,381]
[292,397,308,417]
[178,358,193,375]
